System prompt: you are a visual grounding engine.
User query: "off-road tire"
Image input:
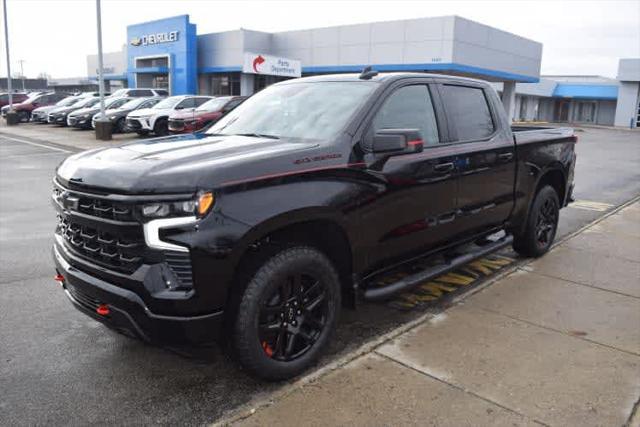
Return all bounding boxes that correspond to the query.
[232,246,341,381]
[513,185,560,257]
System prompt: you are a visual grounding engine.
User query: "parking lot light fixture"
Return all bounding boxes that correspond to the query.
[94,0,112,140]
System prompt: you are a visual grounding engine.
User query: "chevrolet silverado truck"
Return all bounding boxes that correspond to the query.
[52,72,576,380]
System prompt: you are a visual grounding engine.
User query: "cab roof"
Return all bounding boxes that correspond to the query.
[278,72,488,86]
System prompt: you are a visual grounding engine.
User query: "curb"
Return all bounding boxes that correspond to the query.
[214,193,640,426]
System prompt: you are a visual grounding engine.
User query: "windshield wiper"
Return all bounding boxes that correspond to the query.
[234,133,280,139]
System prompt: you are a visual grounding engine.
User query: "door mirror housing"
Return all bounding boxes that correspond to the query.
[372,129,424,155]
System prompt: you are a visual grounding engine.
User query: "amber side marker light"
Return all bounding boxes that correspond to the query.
[197,192,214,217]
[96,304,110,316]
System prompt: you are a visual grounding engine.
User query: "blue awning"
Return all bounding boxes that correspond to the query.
[553,84,618,100]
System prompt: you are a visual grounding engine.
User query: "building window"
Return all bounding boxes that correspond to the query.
[210,73,240,96]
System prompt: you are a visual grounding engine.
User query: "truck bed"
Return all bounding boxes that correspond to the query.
[512,125,575,145]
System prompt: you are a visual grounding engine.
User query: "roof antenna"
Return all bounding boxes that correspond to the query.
[359,66,378,80]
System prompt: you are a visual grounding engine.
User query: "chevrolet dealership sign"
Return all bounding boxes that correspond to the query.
[130,30,179,47]
[243,53,301,78]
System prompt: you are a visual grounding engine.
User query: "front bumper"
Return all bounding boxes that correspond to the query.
[53,242,224,344]
[68,116,92,128]
[126,117,152,131]
[48,114,67,125]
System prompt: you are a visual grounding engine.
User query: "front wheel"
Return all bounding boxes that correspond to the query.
[513,185,560,257]
[115,117,127,133]
[153,118,169,136]
[232,246,341,381]
[18,110,30,122]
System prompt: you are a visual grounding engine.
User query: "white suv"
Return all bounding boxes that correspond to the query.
[110,88,169,98]
[125,95,212,136]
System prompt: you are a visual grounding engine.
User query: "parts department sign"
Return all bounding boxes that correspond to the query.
[130,31,179,47]
[242,53,301,78]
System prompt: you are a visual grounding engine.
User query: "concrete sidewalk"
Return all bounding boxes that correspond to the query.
[230,201,640,427]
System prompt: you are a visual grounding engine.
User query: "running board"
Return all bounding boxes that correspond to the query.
[363,235,513,301]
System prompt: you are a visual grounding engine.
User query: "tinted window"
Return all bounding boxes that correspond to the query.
[441,85,495,141]
[194,97,211,107]
[154,89,169,96]
[175,98,196,109]
[371,85,439,145]
[129,90,153,97]
[225,98,244,110]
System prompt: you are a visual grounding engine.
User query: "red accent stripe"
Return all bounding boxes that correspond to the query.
[221,162,367,187]
[407,139,424,146]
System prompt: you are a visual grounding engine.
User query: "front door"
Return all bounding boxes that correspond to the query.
[356,83,459,269]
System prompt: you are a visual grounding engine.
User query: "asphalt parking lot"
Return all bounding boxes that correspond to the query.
[0,125,638,425]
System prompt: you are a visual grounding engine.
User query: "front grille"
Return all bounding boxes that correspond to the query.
[58,216,144,273]
[77,196,136,222]
[126,118,142,130]
[165,251,193,288]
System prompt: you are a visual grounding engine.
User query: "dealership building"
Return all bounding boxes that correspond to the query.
[87,14,640,127]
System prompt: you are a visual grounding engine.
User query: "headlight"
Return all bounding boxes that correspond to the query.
[141,192,214,219]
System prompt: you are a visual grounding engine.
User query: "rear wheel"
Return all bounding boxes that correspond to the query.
[513,185,559,257]
[232,246,341,381]
[115,117,126,133]
[18,110,30,122]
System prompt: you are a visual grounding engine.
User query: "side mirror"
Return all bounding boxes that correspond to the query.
[372,129,424,155]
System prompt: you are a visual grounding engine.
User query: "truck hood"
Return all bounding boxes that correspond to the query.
[56,133,320,194]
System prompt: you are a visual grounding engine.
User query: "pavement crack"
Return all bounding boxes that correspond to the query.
[477,307,640,357]
[374,350,551,427]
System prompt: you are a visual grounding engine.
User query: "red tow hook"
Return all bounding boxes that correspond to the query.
[96,304,110,316]
[54,274,64,283]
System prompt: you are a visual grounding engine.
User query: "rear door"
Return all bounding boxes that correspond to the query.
[356,81,459,268]
[437,82,516,235]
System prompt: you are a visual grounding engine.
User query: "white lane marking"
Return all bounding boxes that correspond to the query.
[569,199,614,212]
[0,134,72,153]
[1,151,66,159]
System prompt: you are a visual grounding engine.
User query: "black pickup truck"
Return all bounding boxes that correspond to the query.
[52,72,576,380]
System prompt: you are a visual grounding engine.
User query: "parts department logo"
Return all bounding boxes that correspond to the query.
[130,31,179,47]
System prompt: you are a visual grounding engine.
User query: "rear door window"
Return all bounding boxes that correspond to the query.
[440,85,495,141]
[370,85,439,146]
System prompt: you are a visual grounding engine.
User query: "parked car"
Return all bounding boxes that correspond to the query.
[125,95,212,136]
[67,97,131,129]
[0,92,29,108]
[31,96,83,123]
[52,73,576,380]
[110,88,169,98]
[2,92,69,122]
[168,96,246,134]
[47,97,100,125]
[90,97,163,133]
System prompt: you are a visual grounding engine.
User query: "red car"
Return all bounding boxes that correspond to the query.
[168,96,246,133]
[2,92,70,122]
[0,92,29,108]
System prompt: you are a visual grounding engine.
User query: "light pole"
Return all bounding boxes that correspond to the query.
[18,59,25,91]
[2,0,18,125]
[94,0,111,140]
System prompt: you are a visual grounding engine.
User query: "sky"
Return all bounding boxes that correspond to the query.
[0,0,638,79]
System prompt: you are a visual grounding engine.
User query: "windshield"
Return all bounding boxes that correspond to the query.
[105,97,128,109]
[206,82,377,140]
[77,97,100,108]
[118,97,147,110]
[56,97,79,106]
[153,96,183,110]
[196,97,229,112]
[110,89,127,97]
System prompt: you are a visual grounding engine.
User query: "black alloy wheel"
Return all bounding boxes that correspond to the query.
[513,185,560,257]
[535,197,558,247]
[258,272,328,361]
[232,246,341,380]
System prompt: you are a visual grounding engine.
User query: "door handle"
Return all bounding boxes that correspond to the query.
[434,162,455,172]
[498,152,514,161]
